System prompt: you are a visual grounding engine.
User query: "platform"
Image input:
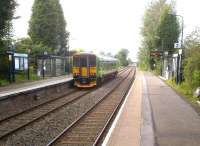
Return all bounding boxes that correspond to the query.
[103,71,142,146]
[0,74,72,99]
[103,71,200,146]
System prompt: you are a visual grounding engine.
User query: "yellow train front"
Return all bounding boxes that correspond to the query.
[73,53,97,88]
[73,52,118,88]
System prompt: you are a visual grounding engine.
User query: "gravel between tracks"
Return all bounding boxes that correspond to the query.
[51,68,135,146]
[0,83,74,121]
[0,69,131,146]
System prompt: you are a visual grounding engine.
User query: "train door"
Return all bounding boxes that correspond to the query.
[89,55,96,78]
[73,56,80,77]
[80,55,88,77]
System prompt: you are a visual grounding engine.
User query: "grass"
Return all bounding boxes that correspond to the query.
[0,67,42,87]
[0,79,10,86]
[15,72,40,83]
[166,80,200,112]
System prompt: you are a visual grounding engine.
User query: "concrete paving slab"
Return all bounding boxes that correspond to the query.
[144,73,200,146]
[0,75,72,98]
[104,71,142,146]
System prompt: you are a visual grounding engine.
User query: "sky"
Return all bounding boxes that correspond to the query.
[13,0,200,61]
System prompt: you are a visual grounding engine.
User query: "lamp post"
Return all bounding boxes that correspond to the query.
[168,13,184,84]
[27,49,31,80]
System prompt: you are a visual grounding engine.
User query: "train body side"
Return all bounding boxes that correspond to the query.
[96,55,118,81]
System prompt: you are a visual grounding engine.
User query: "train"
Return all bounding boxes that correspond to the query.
[72,52,119,88]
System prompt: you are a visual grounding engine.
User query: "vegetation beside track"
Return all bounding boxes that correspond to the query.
[0,67,41,86]
[165,80,200,112]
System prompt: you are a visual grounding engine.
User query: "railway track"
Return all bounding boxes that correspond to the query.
[0,67,128,142]
[47,67,136,146]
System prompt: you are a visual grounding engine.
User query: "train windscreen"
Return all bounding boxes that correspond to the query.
[89,55,96,67]
[73,56,80,67]
[80,56,87,67]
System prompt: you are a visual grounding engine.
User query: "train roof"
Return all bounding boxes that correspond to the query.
[97,54,118,62]
[73,52,118,62]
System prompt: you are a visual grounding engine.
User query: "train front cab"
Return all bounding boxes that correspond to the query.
[73,54,97,88]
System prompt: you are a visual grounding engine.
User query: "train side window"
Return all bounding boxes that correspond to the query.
[89,55,96,67]
[73,56,80,67]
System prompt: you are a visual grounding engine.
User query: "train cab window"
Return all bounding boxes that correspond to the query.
[73,56,80,67]
[80,56,87,67]
[89,55,96,67]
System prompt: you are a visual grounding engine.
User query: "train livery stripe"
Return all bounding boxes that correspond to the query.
[81,67,87,77]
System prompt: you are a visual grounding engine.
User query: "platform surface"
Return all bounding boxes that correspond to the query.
[0,74,72,99]
[143,72,200,146]
[104,71,200,146]
[103,71,142,146]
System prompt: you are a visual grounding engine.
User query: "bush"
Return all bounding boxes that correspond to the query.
[0,79,9,86]
[183,28,200,89]
[184,57,200,88]
[0,55,9,79]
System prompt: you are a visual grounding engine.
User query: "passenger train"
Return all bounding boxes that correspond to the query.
[73,52,119,88]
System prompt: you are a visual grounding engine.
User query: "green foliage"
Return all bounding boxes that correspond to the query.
[15,37,52,58]
[15,66,40,83]
[0,79,9,86]
[156,6,180,51]
[138,0,180,70]
[15,37,33,53]
[116,49,129,66]
[0,0,17,38]
[0,0,17,49]
[29,0,68,55]
[73,48,85,53]
[166,80,198,105]
[138,47,150,70]
[183,27,200,89]
[127,58,133,64]
[0,55,9,79]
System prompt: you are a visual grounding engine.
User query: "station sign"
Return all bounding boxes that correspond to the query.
[174,43,181,49]
[150,51,162,57]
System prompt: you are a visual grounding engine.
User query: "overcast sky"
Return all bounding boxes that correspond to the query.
[13,0,200,61]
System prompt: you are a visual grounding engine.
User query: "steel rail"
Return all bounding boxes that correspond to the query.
[93,68,136,145]
[0,68,127,140]
[46,67,134,146]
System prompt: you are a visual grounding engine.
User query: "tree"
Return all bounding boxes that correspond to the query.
[156,6,180,52]
[183,27,200,88]
[0,0,17,81]
[116,49,129,66]
[15,38,33,53]
[0,0,17,49]
[29,0,68,55]
[138,0,180,70]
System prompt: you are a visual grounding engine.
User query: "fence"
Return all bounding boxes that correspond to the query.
[0,50,73,84]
